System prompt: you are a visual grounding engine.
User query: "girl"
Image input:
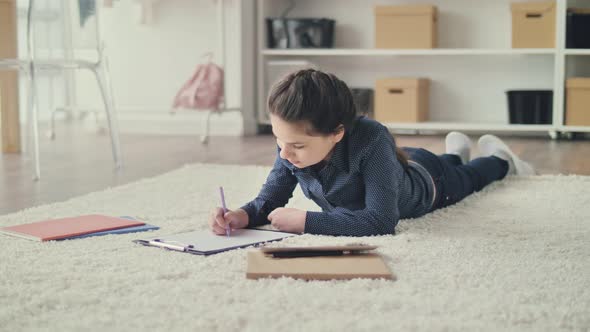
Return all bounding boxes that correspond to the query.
[209,69,534,237]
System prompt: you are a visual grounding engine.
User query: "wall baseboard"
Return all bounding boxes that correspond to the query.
[25,107,245,137]
[114,108,244,136]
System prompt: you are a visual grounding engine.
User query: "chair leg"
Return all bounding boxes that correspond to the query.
[23,70,33,156]
[47,108,67,140]
[201,110,213,144]
[26,67,41,181]
[91,65,122,170]
[90,110,106,134]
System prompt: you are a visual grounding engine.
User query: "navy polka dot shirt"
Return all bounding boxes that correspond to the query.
[241,117,434,236]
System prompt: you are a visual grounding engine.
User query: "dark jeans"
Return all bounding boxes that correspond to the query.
[403,147,509,211]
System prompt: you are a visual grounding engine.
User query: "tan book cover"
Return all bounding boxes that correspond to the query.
[0,214,145,241]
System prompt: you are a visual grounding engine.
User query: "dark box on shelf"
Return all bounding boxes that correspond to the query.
[566,8,590,49]
[266,18,335,48]
[506,90,553,124]
[351,88,374,119]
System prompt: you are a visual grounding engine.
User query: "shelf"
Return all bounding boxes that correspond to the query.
[259,120,583,133]
[559,125,590,133]
[382,122,555,133]
[564,49,590,55]
[262,48,557,56]
[259,120,560,133]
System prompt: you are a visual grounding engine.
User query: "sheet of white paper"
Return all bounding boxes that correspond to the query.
[142,229,295,254]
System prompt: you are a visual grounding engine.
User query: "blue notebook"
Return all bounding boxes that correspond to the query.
[63,216,159,240]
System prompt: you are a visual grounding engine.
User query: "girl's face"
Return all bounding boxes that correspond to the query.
[270,114,344,169]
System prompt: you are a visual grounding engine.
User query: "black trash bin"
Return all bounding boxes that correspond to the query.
[266,18,335,48]
[566,9,590,49]
[506,90,553,124]
[351,88,374,118]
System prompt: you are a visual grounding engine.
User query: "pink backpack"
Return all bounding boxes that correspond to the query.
[172,60,224,111]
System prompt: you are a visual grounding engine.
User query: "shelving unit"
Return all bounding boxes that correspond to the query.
[256,0,590,137]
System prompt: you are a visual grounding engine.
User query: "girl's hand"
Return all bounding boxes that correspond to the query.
[209,208,249,235]
[267,208,306,233]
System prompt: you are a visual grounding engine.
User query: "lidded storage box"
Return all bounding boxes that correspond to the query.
[374,78,429,123]
[374,5,437,49]
[565,78,590,126]
[511,1,556,48]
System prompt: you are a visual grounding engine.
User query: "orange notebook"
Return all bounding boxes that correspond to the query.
[0,214,145,241]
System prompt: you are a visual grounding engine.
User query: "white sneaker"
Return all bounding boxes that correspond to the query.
[445,131,471,164]
[477,134,536,176]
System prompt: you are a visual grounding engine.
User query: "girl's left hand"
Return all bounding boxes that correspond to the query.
[268,208,306,233]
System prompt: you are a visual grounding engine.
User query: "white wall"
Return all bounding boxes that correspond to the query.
[17,0,254,136]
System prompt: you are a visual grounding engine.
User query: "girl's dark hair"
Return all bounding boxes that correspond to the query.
[267,69,356,135]
[268,68,409,167]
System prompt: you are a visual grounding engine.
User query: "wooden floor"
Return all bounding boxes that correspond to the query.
[1,123,589,215]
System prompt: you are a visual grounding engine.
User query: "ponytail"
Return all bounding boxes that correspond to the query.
[395,147,409,168]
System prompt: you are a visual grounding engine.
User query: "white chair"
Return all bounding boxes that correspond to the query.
[0,0,122,180]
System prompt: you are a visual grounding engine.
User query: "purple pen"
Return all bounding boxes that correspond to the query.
[219,186,230,237]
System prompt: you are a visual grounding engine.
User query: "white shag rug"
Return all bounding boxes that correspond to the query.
[1,163,589,332]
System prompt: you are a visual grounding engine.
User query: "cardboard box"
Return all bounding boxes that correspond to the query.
[565,78,590,126]
[375,5,437,49]
[511,1,556,48]
[374,78,429,123]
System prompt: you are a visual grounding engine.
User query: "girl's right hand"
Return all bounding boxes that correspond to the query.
[209,207,249,235]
